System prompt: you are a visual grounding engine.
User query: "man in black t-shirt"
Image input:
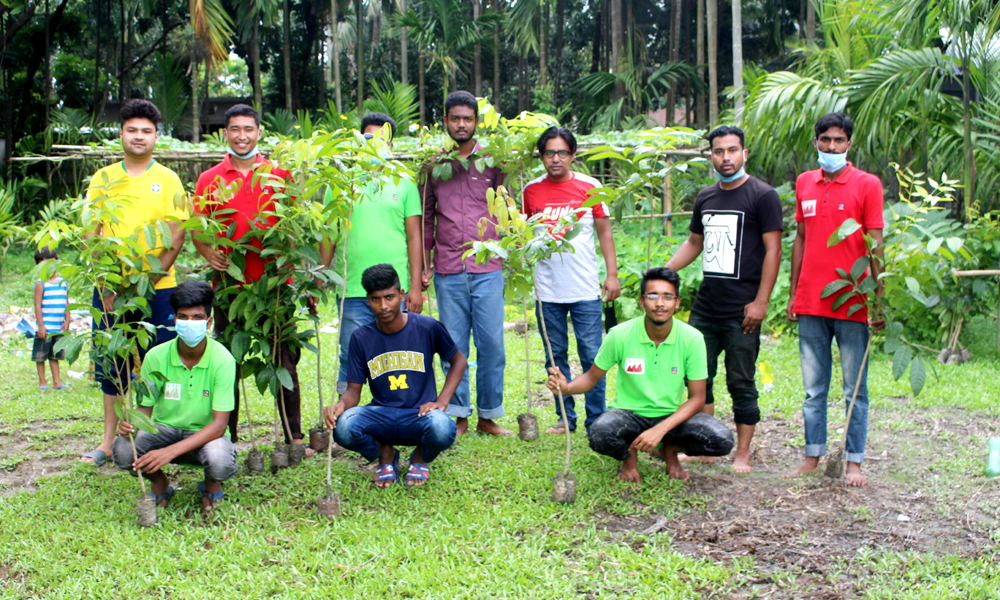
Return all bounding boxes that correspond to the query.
[324,264,466,488]
[666,125,783,474]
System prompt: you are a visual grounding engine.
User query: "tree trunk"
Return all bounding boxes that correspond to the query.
[119,0,124,100]
[332,0,342,113]
[695,0,704,124]
[283,0,293,110]
[707,0,718,124]
[667,0,682,123]
[806,0,815,44]
[191,51,200,142]
[418,50,425,126]
[355,0,364,112]
[610,0,624,100]
[539,2,548,91]
[732,0,743,122]
[963,51,974,217]
[554,0,565,101]
[93,0,103,113]
[518,52,527,112]
[473,0,482,96]
[590,0,602,74]
[400,0,408,84]
[253,18,263,111]
[493,5,501,101]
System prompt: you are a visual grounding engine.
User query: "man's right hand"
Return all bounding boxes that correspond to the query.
[545,367,569,395]
[102,292,116,312]
[207,248,230,272]
[323,402,346,429]
[786,298,798,322]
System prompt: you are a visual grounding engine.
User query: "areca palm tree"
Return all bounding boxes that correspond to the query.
[235,0,281,112]
[190,0,234,142]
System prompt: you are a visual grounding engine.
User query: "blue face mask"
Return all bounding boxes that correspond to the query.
[175,320,208,348]
[713,166,746,183]
[228,146,259,161]
[817,151,848,173]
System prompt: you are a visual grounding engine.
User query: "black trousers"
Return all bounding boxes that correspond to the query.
[588,408,734,462]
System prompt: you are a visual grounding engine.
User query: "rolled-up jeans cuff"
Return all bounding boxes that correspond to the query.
[446,405,472,419]
[804,443,825,458]
[477,406,505,421]
[846,452,864,464]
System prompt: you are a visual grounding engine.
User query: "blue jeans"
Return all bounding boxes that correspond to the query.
[687,313,761,425]
[333,404,457,463]
[798,315,870,463]
[336,297,377,394]
[535,299,606,431]
[112,424,237,482]
[92,287,177,397]
[433,271,506,420]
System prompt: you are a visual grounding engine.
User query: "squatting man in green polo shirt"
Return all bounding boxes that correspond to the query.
[113,281,237,511]
[547,268,734,483]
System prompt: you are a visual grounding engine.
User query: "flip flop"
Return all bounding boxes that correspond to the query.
[404,462,430,488]
[38,385,49,392]
[53,385,70,391]
[197,481,225,512]
[80,449,107,466]
[373,450,400,488]
[149,486,175,509]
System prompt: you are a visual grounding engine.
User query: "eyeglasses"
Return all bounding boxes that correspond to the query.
[642,293,677,302]
[542,150,571,159]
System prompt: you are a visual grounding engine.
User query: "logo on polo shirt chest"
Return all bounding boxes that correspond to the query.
[671,367,679,374]
[151,183,161,193]
[802,199,817,217]
[624,358,645,374]
[203,390,211,397]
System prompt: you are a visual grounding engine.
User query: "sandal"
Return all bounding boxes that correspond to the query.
[373,450,400,488]
[404,462,430,488]
[80,449,107,466]
[197,481,225,512]
[150,486,175,509]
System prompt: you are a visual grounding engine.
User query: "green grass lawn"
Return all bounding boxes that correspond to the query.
[1,247,999,599]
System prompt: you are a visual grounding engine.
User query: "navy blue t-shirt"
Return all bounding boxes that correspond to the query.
[347,313,459,409]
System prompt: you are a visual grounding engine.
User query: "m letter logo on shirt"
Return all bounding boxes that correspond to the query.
[624,358,645,375]
[388,374,409,390]
[165,383,182,401]
[802,200,817,217]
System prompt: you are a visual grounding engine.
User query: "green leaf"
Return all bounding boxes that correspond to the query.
[157,221,173,249]
[946,237,962,253]
[892,346,912,381]
[128,408,160,434]
[888,321,903,337]
[849,256,870,282]
[835,268,849,279]
[926,237,943,254]
[846,303,865,317]
[827,219,862,247]
[143,224,156,250]
[226,261,245,283]
[821,279,853,298]
[831,290,855,310]
[114,398,128,423]
[905,277,921,295]
[276,367,294,391]
[909,355,926,396]
[883,336,901,354]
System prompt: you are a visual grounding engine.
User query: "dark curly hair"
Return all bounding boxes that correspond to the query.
[120,99,163,127]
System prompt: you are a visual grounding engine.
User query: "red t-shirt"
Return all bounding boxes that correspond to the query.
[522,172,610,303]
[792,164,884,322]
[195,155,291,284]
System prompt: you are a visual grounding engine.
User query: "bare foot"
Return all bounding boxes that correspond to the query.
[679,455,716,464]
[292,439,316,458]
[455,417,469,436]
[784,456,820,478]
[476,418,512,436]
[661,447,690,481]
[845,462,868,487]
[732,449,752,474]
[617,449,642,484]
[544,423,568,435]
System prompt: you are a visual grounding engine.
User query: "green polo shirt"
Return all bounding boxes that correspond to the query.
[138,338,236,432]
[595,316,708,418]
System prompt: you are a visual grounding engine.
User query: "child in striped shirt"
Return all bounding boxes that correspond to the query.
[33,247,70,391]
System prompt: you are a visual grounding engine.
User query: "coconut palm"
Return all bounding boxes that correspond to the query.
[190,0,234,141]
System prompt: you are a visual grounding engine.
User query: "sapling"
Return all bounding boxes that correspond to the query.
[241,367,266,474]
[308,331,330,452]
[516,296,539,442]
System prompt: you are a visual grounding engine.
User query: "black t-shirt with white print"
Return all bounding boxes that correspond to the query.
[689,176,783,321]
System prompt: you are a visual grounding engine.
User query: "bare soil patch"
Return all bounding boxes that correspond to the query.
[598,401,1000,598]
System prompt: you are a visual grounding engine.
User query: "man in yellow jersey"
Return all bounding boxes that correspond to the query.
[80,99,189,466]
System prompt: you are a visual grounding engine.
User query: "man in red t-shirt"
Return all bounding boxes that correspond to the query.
[785,112,884,487]
[522,126,620,434]
[192,104,310,454]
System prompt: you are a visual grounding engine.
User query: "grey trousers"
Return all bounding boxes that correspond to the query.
[112,424,238,482]
[588,408,735,461]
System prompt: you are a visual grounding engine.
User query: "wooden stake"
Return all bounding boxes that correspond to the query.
[535,274,571,476]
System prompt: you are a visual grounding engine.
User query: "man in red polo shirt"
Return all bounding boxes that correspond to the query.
[785,112,884,487]
[192,104,310,454]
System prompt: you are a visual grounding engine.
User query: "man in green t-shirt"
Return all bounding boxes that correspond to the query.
[113,281,237,512]
[547,268,734,484]
[322,113,425,397]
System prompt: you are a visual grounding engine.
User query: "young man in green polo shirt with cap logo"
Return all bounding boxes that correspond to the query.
[547,267,734,484]
[113,281,237,512]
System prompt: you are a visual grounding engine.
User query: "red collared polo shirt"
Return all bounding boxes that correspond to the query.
[195,154,291,284]
[792,163,884,322]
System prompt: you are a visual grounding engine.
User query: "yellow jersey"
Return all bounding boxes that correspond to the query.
[86,161,189,289]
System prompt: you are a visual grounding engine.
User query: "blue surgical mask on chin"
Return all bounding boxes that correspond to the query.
[228,146,259,161]
[713,166,746,184]
[817,151,848,173]
[175,320,208,348]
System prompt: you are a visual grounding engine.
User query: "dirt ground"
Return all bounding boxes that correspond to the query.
[2,396,998,599]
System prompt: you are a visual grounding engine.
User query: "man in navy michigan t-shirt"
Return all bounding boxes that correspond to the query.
[324,263,466,488]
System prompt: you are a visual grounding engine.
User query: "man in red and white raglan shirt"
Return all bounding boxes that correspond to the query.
[191,104,312,455]
[785,112,884,487]
[523,126,621,435]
